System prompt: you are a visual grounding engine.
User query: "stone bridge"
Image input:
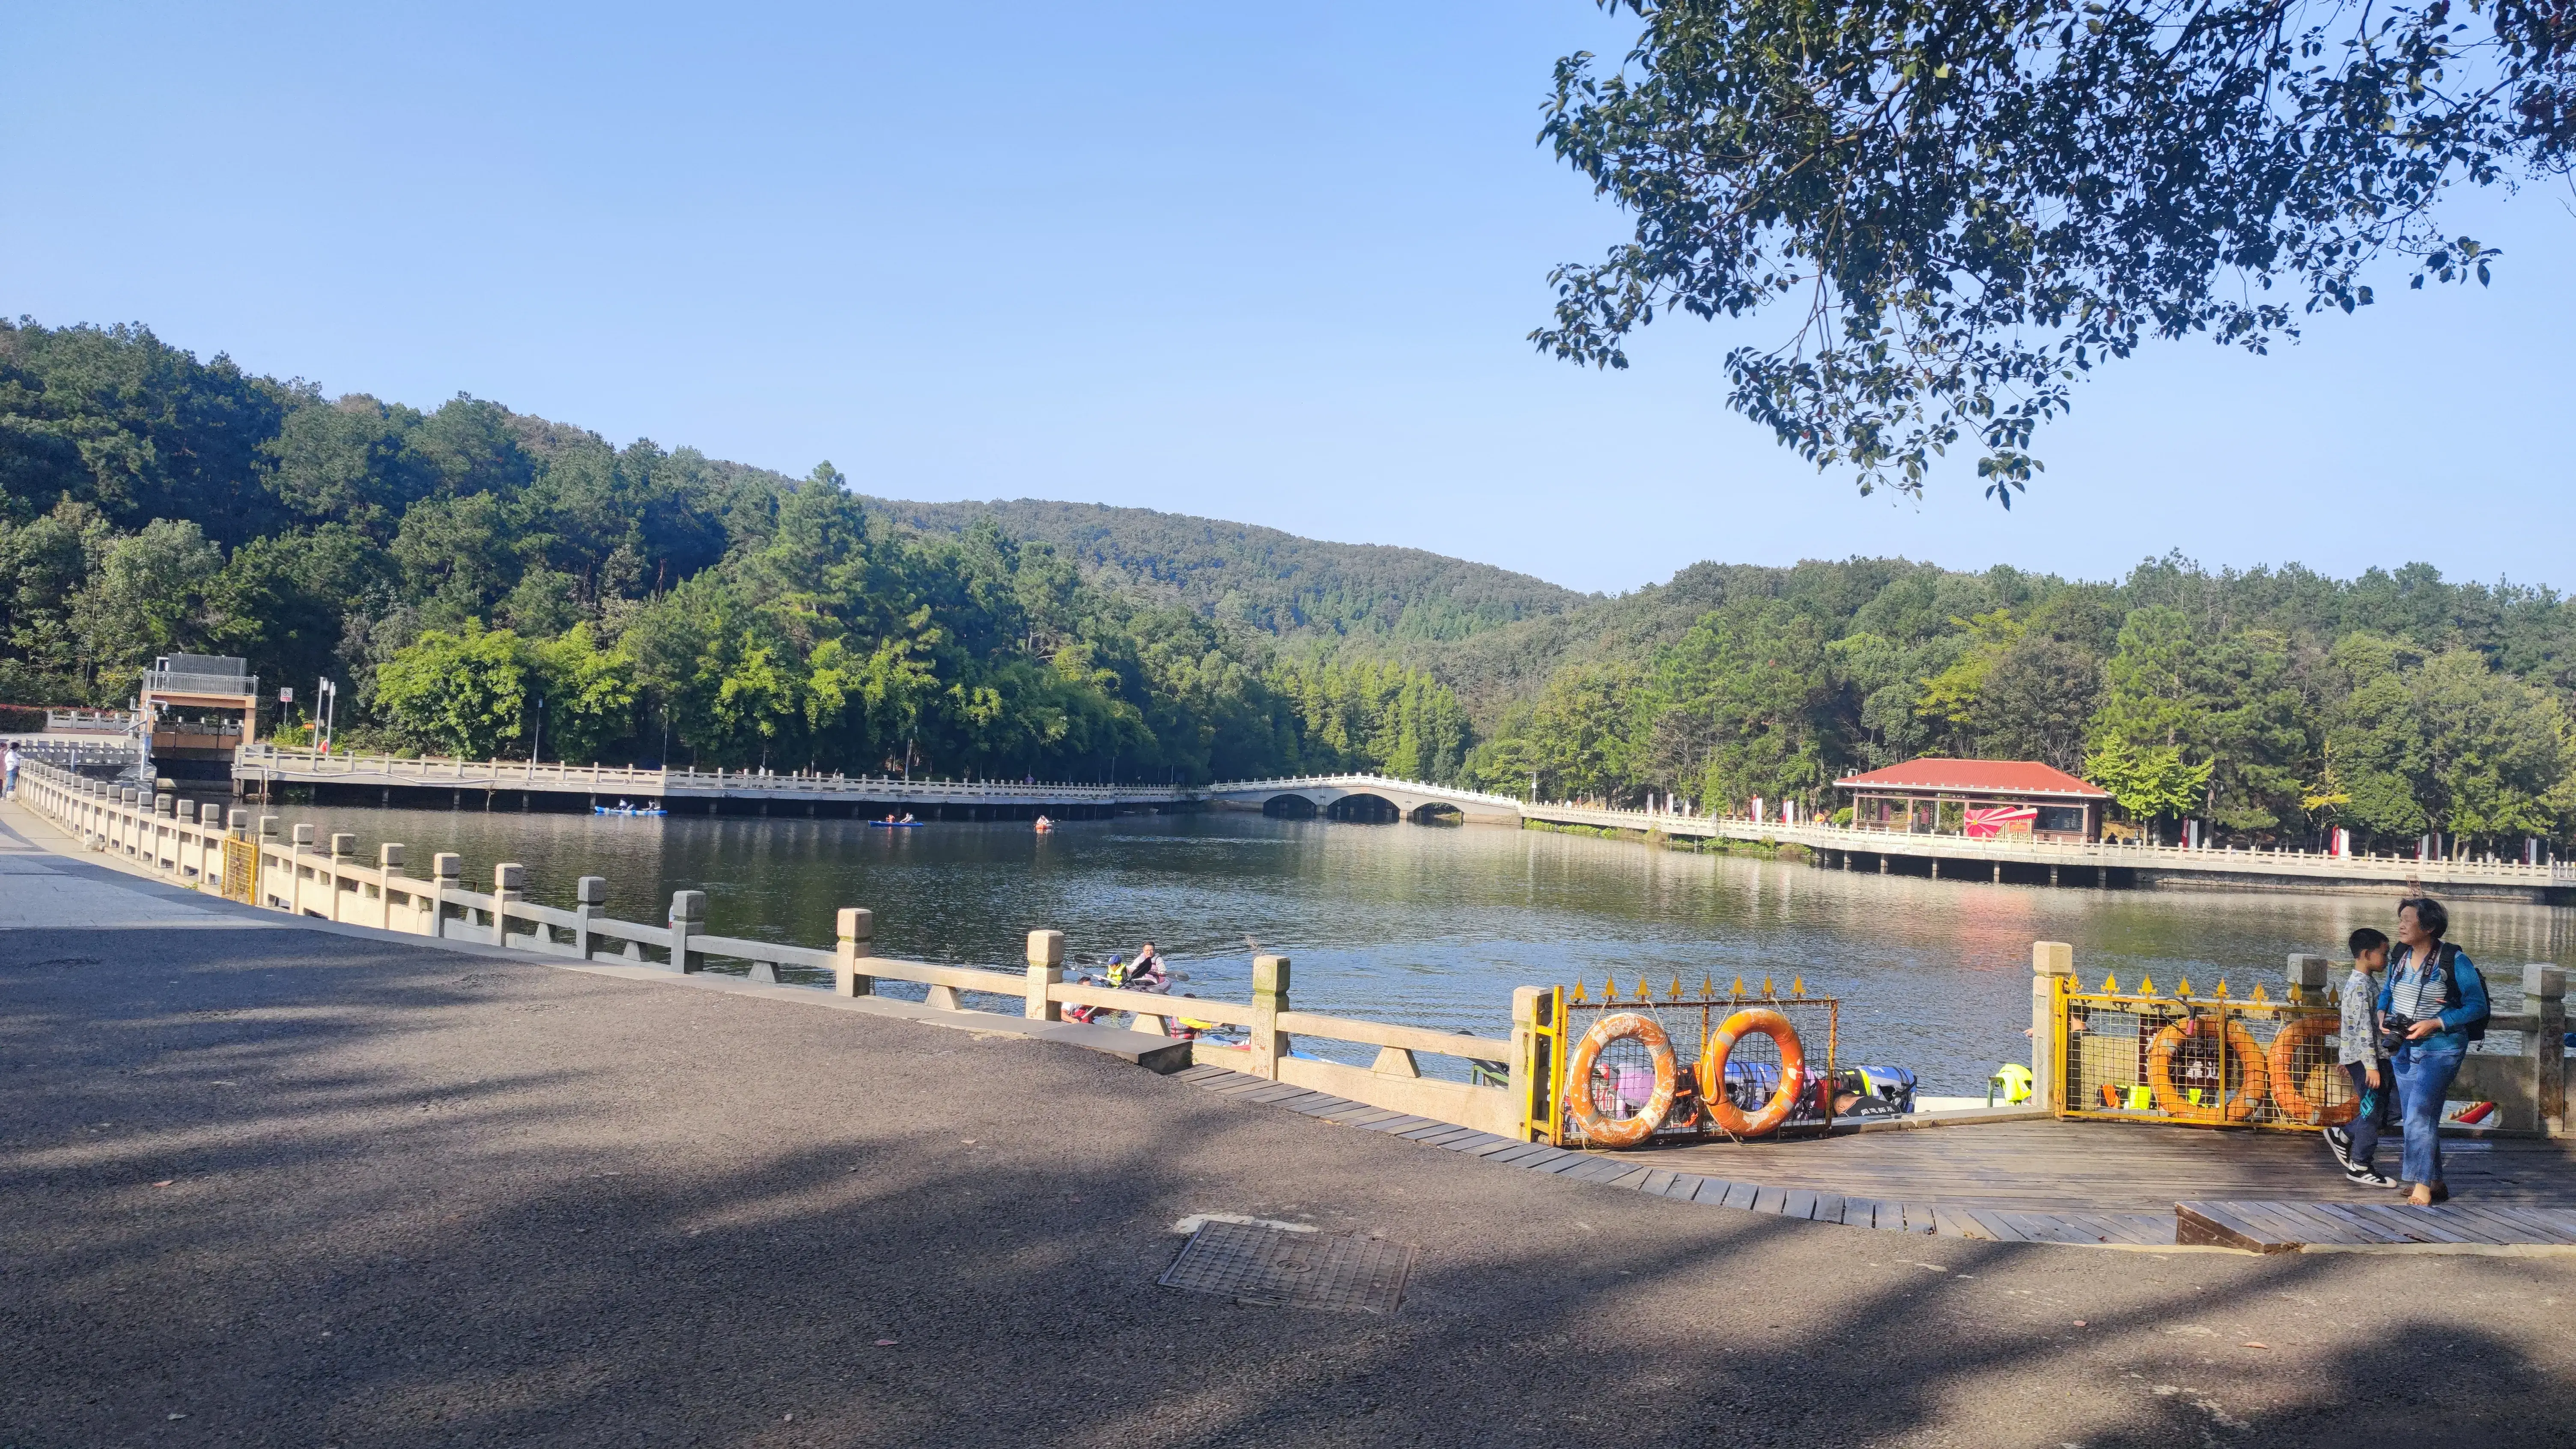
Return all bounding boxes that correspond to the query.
[1197,774,1526,825]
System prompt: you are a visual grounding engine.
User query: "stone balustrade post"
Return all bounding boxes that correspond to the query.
[2030,941,2074,1113]
[574,876,606,960]
[378,844,406,930]
[493,863,525,946]
[835,907,875,997]
[155,792,174,817]
[668,890,705,972]
[2528,965,2567,1137]
[2285,954,2332,1007]
[432,852,461,938]
[1252,954,1293,1080]
[1507,987,1542,1126]
[227,808,249,838]
[1024,929,1063,1019]
[289,824,315,912]
[323,832,355,921]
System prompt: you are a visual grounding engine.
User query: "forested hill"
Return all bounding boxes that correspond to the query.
[9,316,2575,854]
[868,497,1588,645]
[0,320,1476,785]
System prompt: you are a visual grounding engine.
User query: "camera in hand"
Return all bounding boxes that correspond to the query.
[2377,1014,2415,1058]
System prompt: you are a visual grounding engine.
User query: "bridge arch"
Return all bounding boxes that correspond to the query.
[1260,792,1319,819]
[1325,792,1401,823]
[1408,801,1464,825]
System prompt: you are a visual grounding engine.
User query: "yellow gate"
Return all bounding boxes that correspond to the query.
[220,836,258,904]
[2055,971,2352,1130]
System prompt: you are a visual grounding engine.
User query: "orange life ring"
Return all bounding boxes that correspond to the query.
[2265,1015,2356,1126]
[2145,1017,2269,1123]
[1562,1012,1677,1148]
[1697,1008,1806,1139]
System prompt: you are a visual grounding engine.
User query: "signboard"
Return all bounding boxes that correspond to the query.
[1964,804,2038,839]
[279,687,295,704]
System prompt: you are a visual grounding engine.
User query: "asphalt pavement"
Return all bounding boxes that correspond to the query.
[5,809,2576,1447]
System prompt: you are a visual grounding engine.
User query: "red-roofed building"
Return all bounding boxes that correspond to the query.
[1835,759,2111,843]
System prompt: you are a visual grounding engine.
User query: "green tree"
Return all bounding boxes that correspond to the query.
[1532,1,2550,501]
[373,621,533,758]
[2328,636,2572,848]
[70,517,226,689]
[531,622,638,765]
[2082,736,2212,833]
[1649,600,1835,810]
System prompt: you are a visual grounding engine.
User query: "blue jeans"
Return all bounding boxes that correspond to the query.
[2393,1044,2465,1188]
[2342,1059,2394,1169]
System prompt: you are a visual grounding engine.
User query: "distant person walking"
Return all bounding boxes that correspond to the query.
[3,742,19,799]
[2379,897,2489,1206]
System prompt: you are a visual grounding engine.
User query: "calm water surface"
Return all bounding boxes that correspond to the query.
[270,804,2576,1094]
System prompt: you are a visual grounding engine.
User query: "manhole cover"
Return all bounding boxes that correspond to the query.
[1158,1220,1415,1314]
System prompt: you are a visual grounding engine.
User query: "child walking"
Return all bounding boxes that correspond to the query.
[2323,927,2400,1187]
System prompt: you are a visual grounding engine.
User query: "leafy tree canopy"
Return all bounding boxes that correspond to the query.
[1534,0,2567,502]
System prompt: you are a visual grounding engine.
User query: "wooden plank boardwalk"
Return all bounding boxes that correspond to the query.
[1175,1065,2576,1252]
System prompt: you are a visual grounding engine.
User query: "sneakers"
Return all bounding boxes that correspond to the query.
[2323,1127,2354,1171]
[2344,1166,2397,1188]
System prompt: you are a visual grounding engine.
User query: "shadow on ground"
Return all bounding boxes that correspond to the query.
[3,924,2571,1447]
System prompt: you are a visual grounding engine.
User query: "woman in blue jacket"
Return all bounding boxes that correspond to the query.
[2376,896,2489,1206]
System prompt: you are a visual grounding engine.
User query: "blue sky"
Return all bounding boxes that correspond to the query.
[7,2,2572,597]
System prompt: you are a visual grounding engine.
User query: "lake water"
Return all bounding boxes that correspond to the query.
[258,804,2575,1094]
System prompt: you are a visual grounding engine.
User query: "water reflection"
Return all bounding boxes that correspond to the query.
[267,803,2574,1094]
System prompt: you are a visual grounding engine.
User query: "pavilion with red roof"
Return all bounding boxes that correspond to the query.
[1834,759,2111,843]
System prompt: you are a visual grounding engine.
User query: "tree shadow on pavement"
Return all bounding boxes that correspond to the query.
[4,922,2573,1448]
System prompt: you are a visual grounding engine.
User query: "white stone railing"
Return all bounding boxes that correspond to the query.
[1521,802,2573,886]
[10,757,1529,1137]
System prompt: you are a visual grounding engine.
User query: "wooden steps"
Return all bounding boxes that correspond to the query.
[2178,1199,2576,1252]
[1172,1064,2576,1253]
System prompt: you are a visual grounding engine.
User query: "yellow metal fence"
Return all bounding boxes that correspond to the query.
[1528,975,1840,1147]
[2054,970,2353,1130]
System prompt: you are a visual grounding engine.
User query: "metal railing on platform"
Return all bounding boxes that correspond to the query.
[2033,945,2570,1137]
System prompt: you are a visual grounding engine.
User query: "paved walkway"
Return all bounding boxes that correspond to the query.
[9,801,2576,1444]
[0,806,266,930]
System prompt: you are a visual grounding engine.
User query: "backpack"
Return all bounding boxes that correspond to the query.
[2431,943,2490,1044]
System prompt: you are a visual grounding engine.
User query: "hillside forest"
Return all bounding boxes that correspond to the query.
[0,321,1470,787]
[5,319,2573,856]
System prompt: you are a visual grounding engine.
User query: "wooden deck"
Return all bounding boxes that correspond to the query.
[1177,1065,2576,1252]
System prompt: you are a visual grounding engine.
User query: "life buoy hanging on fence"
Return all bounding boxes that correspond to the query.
[1562,1012,1678,1149]
[2145,1017,2269,1123]
[1698,1008,1806,1139]
[2264,1015,2356,1126]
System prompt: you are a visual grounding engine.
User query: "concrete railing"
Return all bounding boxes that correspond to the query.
[238,747,1535,811]
[236,744,1193,802]
[3,736,141,768]
[1203,772,1531,810]
[10,757,1529,1137]
[1525,802,2575,888]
